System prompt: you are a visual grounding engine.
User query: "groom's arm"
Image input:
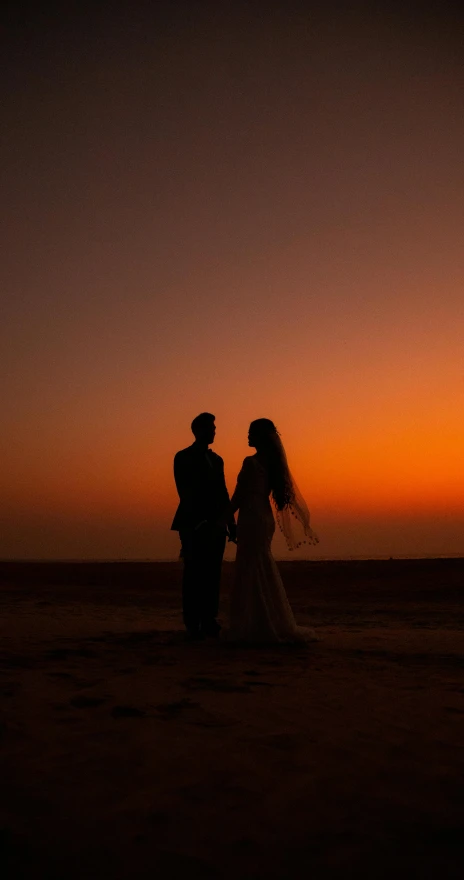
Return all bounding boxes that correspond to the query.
[174,452,210,531]
[173,451,197,522]
[173,451,190,499]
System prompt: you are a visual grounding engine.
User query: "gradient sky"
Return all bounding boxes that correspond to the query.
[2,2,463,559]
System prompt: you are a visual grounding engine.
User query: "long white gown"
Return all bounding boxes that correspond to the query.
[228,455,317,644]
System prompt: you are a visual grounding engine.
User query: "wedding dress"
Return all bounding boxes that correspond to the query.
[228,455,318,644]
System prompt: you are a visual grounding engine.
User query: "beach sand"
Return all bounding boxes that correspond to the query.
[1,559,463,879]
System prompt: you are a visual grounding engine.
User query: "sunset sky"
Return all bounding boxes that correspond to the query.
[2,2,463,559]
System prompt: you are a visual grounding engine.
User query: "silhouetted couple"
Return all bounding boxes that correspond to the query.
[171,412,318,644]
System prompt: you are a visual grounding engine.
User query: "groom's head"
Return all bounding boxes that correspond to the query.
[191,412,216,445]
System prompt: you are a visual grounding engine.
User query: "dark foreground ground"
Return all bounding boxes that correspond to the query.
[1,558,463,879]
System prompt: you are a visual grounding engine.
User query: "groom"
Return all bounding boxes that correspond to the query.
[171,412,236,639]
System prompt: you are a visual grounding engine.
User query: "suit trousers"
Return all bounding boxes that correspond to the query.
[179,524,226,634]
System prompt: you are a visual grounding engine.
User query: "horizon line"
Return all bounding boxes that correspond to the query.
[1,554,464,564]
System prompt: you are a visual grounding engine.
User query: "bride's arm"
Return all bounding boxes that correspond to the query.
[230,457,252,514]
[229,489,240,516]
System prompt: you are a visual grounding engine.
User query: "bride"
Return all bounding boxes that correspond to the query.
[227,419,319,644]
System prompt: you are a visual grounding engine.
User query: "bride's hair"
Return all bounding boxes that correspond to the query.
[249,419,293,510]
[249,418,319,549]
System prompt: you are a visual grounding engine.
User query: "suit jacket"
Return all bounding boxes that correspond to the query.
[171,443,231,531]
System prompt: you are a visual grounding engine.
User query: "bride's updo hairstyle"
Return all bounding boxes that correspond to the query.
[249,419,293,511]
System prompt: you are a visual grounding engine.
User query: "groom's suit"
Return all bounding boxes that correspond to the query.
[171,442,230,635]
